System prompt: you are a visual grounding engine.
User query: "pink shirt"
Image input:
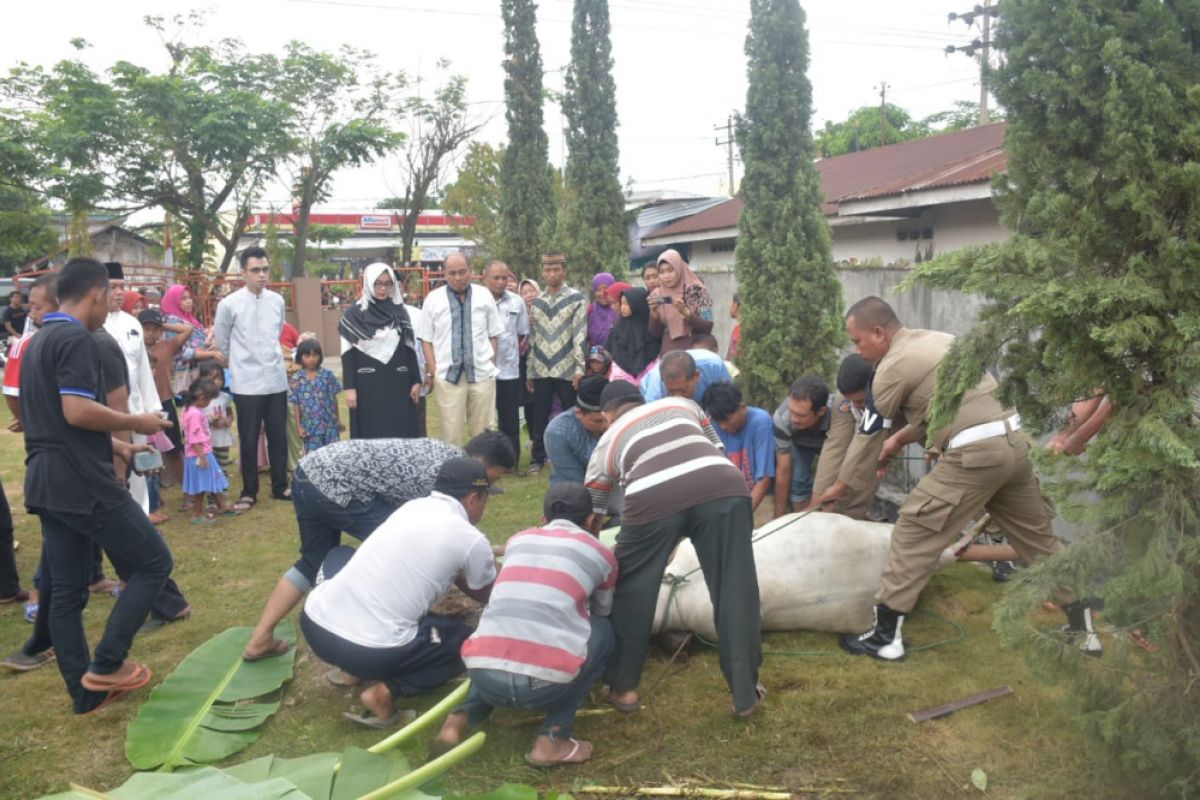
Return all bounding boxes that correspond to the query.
[181,404,213,457]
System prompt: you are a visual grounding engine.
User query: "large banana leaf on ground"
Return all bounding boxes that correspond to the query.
[125,621,298,771]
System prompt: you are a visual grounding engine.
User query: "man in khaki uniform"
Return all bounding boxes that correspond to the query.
[815,297,1100,660]
[807,354,882,521]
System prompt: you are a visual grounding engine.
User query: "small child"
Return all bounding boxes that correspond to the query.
[197,360,235,470]
[288,339,343,453]
[181,377,235,524]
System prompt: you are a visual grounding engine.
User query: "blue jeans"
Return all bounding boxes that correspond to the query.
[789,443,822,504]
[454,616,614,740]
[37,496,173,714]
[146,473,161,513]
[286,467,399,591]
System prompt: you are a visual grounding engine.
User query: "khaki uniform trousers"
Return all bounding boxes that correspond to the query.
[434,376,497,446]
[878,431,1061,613]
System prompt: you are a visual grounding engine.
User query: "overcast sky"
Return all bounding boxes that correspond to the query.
[3,0,989,209]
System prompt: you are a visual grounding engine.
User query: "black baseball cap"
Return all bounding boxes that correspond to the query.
[137,309,164,327]
[433,457,491,498]
[543,482,592,521]
[599,380,644,411]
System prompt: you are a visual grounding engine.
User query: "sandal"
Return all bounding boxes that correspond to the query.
[148,511,170,525]
[342,708,416,730]
[524,738,592,768]
[81,661,151,694]
[233,497,256,512]
[242,638,291,662]
[599,685,642,713]
[190,515,217,526]
[219,509,242,517]
[325,668,362,687]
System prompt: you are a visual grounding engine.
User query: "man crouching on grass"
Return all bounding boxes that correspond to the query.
[434,482,617,767]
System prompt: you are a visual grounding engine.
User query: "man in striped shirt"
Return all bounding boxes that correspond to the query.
[526,253,588,474]
[584,381,764,717]
[434,483,617,767]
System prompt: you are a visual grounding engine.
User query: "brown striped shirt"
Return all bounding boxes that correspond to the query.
[585,397,749,525]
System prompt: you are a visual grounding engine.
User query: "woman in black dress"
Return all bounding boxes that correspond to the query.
[339,263,420,439]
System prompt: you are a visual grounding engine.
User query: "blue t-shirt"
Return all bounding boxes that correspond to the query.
[715,405,775,488]
[545,407,600,485]
[640,349,732,403]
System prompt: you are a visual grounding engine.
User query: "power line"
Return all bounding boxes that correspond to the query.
[947,1,1001,124]
[714,115,736,196]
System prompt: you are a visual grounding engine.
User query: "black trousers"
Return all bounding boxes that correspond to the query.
[531,378,577,466]
[0,479,17,598]
[233,391,289,500]
[495,378,522,470]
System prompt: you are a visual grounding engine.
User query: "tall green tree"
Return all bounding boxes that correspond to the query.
[112,14,293,272]
[561,0,627,279]
[913,1,1200,789]
[734,0,842,407]
[279,42,404,277]
[443,142,503,264]
[499,0,557,276]
[0,186,57,273]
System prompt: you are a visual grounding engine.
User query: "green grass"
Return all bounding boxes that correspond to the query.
[0,401,1134,800]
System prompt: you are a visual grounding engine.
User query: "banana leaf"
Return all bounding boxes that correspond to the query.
[125,621,297,771]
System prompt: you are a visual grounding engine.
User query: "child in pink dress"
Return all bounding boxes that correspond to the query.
[181,377,235,525]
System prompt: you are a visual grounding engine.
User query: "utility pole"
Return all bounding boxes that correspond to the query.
[714,115,736,196]
[947,1,1000,125]
[877,82,890,146]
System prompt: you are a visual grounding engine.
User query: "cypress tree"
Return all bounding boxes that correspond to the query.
[914,1,1200,787]
[734,0,842,406]
[561,0,627,279]
[499,0,556,276]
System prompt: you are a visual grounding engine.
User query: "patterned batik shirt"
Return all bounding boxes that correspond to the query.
[528,285,587,381]
[297,437,464,507]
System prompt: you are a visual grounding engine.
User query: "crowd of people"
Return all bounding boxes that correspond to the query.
[0,247,1104,766]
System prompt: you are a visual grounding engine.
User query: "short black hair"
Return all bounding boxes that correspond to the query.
[186,376,217,406]
[660,350,698,382]
[10,291,23,301]
[693,333,719,352]
[845,296,900,330]
[700,381,743,422]
[295,338,323,365]
[31,273,59,306]
[58,258,109,303]
[239,246,268,269]
[464,430,515,471]
[197,360,225,383]
[789,374,829,410]
[836,354,873,396]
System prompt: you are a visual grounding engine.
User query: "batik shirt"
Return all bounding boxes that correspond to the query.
[528,286,587,381]
[297,437,464,507]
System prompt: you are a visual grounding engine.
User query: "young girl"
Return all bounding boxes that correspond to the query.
[197,360,235,470]
[288,339,343,453]
[181,377,235,524]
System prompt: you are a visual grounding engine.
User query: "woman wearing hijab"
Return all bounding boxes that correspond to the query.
[162,284,224,395]
[587,272,618,348]
[121,291,145,315]
[647,249,714,355]
[605,287,660,385]
[339,263,420,439]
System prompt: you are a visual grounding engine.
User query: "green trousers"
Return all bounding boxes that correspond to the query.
[606,495,763,713]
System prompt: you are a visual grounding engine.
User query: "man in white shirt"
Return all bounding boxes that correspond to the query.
[300,458,498,728]
[483,260,529,471]
[417,252,504,446]
[102,263,161,514]
[214,247,289,509]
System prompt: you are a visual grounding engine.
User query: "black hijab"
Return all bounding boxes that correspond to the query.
[605,287,658,377]
[337,263,414,348]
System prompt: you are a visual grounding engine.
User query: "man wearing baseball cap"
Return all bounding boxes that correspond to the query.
[300,457,498,728]
[435,482,617,767]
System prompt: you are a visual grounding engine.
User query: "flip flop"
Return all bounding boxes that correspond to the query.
[81,661,151,694]
[233,497,256,512]
[81,686,136,716]
[190,515,217,526]
[599,685,642,713]
[342,708,416,730]
[524,738,591,768]
[325,668,361,687]
[219,509,242,517]
[242,638,291,662]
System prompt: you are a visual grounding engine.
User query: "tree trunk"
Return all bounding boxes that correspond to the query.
[292,164,319,278]
[217,212,249,274]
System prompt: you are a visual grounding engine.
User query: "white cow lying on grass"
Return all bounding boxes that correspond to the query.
[616,512,962,637]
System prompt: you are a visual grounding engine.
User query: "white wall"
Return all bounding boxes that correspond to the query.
[829,198,1006,264]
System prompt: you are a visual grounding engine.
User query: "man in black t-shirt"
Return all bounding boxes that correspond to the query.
[3,291,28,339]
[21,258,172,714]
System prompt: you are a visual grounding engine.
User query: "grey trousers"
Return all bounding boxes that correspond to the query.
[605,495,763,713]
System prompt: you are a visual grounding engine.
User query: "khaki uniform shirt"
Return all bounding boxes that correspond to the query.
[839,327,1010,491]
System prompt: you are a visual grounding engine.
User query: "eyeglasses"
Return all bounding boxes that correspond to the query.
[373,280,395,289]
[247,267,270,275]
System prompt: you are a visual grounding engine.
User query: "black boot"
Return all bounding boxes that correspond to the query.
[1063,599,1103,657]
[840,604,906,661]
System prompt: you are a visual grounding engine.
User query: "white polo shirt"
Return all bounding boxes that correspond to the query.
[304,492,497,649]
[417,284,504,382]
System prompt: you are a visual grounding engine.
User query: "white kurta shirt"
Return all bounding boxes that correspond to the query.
[104,310,158,416]
[417,284,504,383]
